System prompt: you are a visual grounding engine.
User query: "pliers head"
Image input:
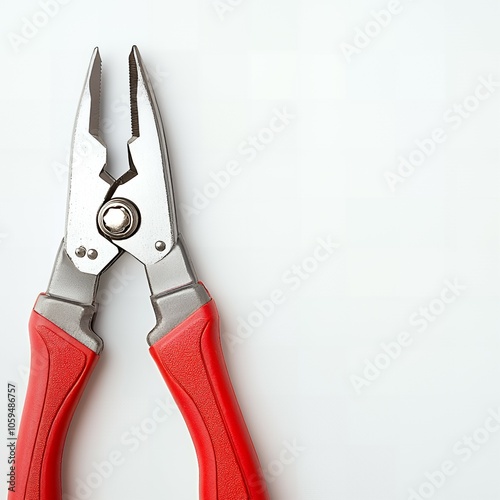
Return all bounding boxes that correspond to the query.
[65,46,178,276]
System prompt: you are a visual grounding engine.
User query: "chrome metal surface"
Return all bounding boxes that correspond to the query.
[66,46,179,271]
[110,46,178,265]
[98,198,140,240]
[65,48,120,275]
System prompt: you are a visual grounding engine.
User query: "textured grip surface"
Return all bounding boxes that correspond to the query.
[150,299,269,500]
[9,309,98,500]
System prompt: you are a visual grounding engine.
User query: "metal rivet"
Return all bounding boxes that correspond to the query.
[87,249,98,260]
[75,246,86,258]
[155,241,166,251]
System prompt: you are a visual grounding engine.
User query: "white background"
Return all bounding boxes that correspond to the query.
[2,0,500,499]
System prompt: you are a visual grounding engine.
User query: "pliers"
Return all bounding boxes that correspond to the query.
[11,47,269,500]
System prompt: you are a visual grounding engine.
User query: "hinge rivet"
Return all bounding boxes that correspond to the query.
[88,249,98,260]
[155,241,166,251]
[75,246,86,258]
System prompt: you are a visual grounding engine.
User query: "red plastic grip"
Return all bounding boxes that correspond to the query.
[9,309,99,500]
[150,298,269,500]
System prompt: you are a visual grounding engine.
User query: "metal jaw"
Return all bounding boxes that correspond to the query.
[111,47,178,266]
[65,49,120,276]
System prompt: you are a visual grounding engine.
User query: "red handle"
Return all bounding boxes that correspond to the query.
[10,309,98,500]
[150,299,269,500]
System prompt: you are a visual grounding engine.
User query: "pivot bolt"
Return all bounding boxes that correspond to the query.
[98,198,140,240]
[103,207,131,234]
